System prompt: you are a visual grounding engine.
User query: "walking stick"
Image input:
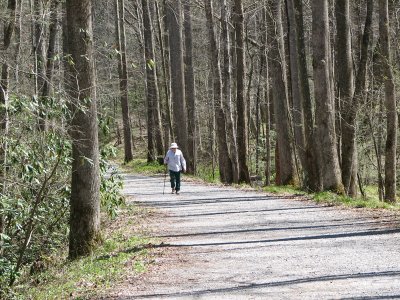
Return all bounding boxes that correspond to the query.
[163,166,167,195]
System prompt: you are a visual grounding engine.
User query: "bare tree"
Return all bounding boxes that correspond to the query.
[115,0,134,162]
[336,0,356,196]
[165,0,189,158]
[379,0,397,203]
[183,0,196,173]
[221,0,239,183]
[156,0,173,144]
[266,0,296,185]
[233,0,250,183]
[40,0,61,130]
[0,0,17,239]
[33,0,46,130]
[205,0,233,183]
[142,0,164,161]
[292,0,320,191]
[340,0,374,197]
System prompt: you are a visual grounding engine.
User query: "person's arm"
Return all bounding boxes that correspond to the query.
[180,153,187,172]
[164,151,169,165]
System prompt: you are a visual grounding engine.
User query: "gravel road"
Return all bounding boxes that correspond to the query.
[108,173,400,299]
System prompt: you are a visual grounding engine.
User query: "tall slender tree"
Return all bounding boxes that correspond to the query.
[0,0,17,239]
[205,0,233,183]
[115,0,134,162]
[183,0,196,173]
[155,0,173,144]
[66,0,101,258]
[34,0,46,130]
[266,0,296,185]
[40,0,61,130]
[336,0,356,196]
[312,0,343,192]
[293,0,320,191]
[165,0,189,157]
[233,0,250,183]
[340,0,374,197]
[379,0,397,203]
[286,0,305,172]
[142,0,164,161]
[221,0,239,183]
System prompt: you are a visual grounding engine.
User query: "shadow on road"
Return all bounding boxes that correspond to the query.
[115,270,400,299]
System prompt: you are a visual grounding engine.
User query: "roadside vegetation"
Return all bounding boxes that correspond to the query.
[7,204,154,300]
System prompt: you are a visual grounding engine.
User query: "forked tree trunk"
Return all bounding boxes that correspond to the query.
[312,0,343,193]
[205,0,233,183]
[66,0,101,258]
[379,0,397,203]
[340,0,374,197]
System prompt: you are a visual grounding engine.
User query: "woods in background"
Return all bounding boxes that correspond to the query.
[1,0,400,291]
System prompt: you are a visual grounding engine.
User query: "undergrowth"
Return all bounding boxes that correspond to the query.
[9,205,155,300]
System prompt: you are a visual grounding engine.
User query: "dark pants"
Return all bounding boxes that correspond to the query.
[169,170,181,191]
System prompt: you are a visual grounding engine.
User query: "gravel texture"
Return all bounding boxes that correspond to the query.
[107,173,400,299]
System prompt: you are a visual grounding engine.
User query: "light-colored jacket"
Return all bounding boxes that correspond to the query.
[164,149,186,172]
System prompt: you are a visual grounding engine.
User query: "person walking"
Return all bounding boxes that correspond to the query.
[164,143,187,195]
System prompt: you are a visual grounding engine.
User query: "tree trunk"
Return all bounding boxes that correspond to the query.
[341,0,374,197]
[312,0,343,193]
[265,87,272,186]
[205,0,233,183]
[221,0,239,183]
[66,0,101,258]
[293,0,320,191]
[40,0,61,130]
[142,0,164,161]
[183,0,196,173]
[266,0,296,185]
[379,0,397,203]
[34,0,46,130]
[286,0,306,175]
[13,0,22,89]
[115,0,134,162]
[233,0,250,183]
[156,0,172,145]
[336,0,357,196]
[0,0,17,238]
[165,0,189,156]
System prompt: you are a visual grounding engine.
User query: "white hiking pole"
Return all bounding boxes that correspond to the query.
[163,166,167,195]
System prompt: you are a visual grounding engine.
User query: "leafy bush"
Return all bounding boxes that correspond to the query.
[0,94,125,296]
[0,94,73,292]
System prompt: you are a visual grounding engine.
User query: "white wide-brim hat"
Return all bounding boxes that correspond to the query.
[170,143,178,149]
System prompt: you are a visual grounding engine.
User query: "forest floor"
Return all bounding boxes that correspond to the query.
[103,172,400,299]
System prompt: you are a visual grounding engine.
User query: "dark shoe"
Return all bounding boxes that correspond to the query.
[171,188,175,194]
[176,190,180,195]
